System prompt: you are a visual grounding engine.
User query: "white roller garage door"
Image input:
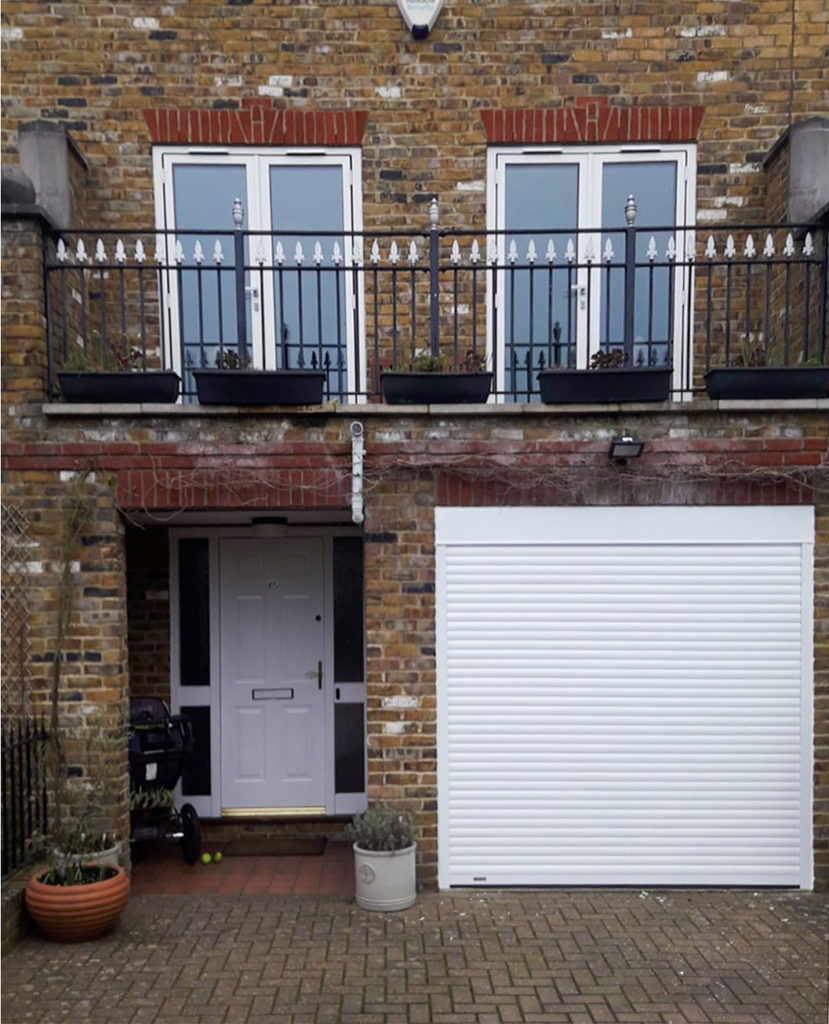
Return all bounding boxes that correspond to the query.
[436,507,814,889]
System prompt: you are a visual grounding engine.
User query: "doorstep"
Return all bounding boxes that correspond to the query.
[130,838,354,897]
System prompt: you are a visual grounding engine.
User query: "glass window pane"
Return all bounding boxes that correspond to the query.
[333,537,364,683]
[334,703,365,794]
[504,164,579,397]
[180,705,211,795]
[172,165,248,384]
[601,162,677,366]
[270,165,347,382]
[178,538,210,688]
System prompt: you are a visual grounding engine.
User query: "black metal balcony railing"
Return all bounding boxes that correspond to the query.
[43,199,828,403]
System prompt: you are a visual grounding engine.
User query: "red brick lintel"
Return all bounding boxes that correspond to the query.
[143,103,369,147]
[480,104,705,145]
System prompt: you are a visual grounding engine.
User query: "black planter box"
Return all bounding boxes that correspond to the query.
[381,372,493,405]
[58,371,180,404]
[537,366,672,404]
[704,367,829,400]
[194,369,326,406]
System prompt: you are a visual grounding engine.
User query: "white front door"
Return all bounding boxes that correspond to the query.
[219,537,326,813]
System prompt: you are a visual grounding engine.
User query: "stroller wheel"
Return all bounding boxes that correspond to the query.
[179,803,201,864]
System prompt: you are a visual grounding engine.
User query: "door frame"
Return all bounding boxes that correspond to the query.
[169,525,366,819]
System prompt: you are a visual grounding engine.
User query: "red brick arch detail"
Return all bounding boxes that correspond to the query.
[480,103,705,145]
[143,102,369,147]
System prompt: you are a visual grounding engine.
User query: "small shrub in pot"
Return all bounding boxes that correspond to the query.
[345,804,417,911]
[345,803,415,851]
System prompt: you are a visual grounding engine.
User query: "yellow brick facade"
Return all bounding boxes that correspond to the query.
[2,1,828,891]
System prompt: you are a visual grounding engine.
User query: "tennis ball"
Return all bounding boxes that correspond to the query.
[201,852,212,864]
[213,851,223,862]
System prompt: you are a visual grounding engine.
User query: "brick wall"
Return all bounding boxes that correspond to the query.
[125,526,170,702]
[2,1,828,232]
[2,0,828,891]
[0,216,49,414]
[6,405,824,887]
[0,467,131,854]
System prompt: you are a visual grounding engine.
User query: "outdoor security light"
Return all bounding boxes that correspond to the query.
[609,434,644,462]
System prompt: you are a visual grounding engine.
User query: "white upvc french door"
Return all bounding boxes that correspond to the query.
[488,145,696,398]
[153,148,363,399]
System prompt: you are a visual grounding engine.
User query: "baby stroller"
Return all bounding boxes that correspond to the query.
[129,697,201,864]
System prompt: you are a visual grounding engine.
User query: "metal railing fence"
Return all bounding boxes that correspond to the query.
[43,198,828,403]
[1,716,49,879]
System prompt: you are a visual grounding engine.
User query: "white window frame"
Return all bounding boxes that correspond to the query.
[152,147,365,399]
[486,144,697,399]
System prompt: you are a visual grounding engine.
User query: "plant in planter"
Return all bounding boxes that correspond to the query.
[25,755,130,943]
[193,347,326,406]
[381,347,493,405]
[58,335,180,403]
[704,339,829,400]
[538,344,672,404]
[344,803,417,911]
[24,473,130,942]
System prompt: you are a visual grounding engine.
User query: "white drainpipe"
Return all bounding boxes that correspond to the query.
[350,421,365,524]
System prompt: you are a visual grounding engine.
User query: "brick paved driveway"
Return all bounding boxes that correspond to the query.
[2,889,827,1023]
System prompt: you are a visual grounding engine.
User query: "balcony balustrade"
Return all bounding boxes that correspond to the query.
[43,198,828,405]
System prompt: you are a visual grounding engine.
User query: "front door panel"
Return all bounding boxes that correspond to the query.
[220,537,325,812]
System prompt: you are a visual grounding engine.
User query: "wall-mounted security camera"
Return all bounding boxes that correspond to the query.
[396,0,444,40]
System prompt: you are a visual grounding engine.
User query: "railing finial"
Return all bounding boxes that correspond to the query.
[624,194,637,226]
[429,196,439,230]
[231,197,245,230]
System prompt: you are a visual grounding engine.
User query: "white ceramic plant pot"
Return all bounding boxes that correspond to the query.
[353,842,416,911]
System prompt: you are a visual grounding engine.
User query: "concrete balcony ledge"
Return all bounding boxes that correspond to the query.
[42,397,829,418]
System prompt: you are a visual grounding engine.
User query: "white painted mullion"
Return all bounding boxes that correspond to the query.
[578,152,598,367]
[322,534,335,814]
[154,151,184,386]
[343,151,364,400]
[208,535,222,818]
[488,149,507,398]
[167,529,221,820]
[249,155,273,370]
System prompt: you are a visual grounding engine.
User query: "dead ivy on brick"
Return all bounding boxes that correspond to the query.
[49,467,95,836]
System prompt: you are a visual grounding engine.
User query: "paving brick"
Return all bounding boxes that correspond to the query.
[3,888,827,1023]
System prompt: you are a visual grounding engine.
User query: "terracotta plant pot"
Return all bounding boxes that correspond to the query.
[25,864,130,942]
